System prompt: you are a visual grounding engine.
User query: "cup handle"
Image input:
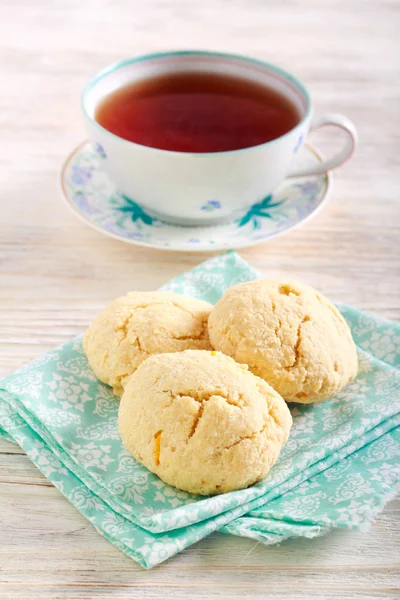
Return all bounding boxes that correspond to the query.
[287,113,357,177]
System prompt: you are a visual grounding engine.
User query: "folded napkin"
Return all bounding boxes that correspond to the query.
[1,252,399,567]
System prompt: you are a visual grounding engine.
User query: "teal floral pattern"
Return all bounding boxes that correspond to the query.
[237,195,283,229]
[114,196,154,225]
[0,252,399,568]
[63,143,329,251]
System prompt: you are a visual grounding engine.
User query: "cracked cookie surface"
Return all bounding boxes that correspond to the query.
[83,292,212,396]
[118,349,292,495]
[208,279,358,403]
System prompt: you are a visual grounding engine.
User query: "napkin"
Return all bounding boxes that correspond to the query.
[1,252,399,567]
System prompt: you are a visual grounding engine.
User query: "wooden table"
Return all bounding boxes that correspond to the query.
[1,0,399,597]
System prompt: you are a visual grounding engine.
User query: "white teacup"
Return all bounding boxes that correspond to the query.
[82,51,357,226]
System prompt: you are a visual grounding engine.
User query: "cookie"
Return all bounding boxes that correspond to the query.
[118,350,292,495]
[208,279,358,403]
[84,292,212,396]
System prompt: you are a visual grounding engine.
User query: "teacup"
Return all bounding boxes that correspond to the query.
[82,51,357,226]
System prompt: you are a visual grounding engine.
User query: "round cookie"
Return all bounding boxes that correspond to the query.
[84,292,212,396]
[118,349,292,496]
[208,280,358,403]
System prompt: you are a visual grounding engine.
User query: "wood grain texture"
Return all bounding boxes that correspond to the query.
[0,0,399,597]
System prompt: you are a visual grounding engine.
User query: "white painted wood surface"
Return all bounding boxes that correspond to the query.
[0,0,399,597]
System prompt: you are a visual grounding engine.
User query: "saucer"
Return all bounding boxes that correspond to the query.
[60,141,331,252]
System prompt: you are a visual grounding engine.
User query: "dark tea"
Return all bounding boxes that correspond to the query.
[95,71,301,153]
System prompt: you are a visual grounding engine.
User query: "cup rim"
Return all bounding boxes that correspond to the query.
[81,50,312,156]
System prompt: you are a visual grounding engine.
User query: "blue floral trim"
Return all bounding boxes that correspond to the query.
[293,134,303,153]
[95,143,107,159]
[70,165,92,185]
[200,200,222,212]
[64,142,329,250]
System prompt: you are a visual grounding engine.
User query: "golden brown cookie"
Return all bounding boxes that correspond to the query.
[208,279,358,403]
[118,349,292,495]
[84,292,212,396]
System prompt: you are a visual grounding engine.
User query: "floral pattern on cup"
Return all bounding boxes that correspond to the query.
[62,142,330,251]
[200,200,222,212]
[113,196,154,225]
[293,134,304,153]
[95,143,107,159]
[237,195,283,230]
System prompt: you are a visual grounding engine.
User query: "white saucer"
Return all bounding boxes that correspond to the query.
[60,141,331,252]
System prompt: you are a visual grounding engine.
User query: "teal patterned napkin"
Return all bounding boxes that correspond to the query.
[225,427,400,543]
[0,252,399,567]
